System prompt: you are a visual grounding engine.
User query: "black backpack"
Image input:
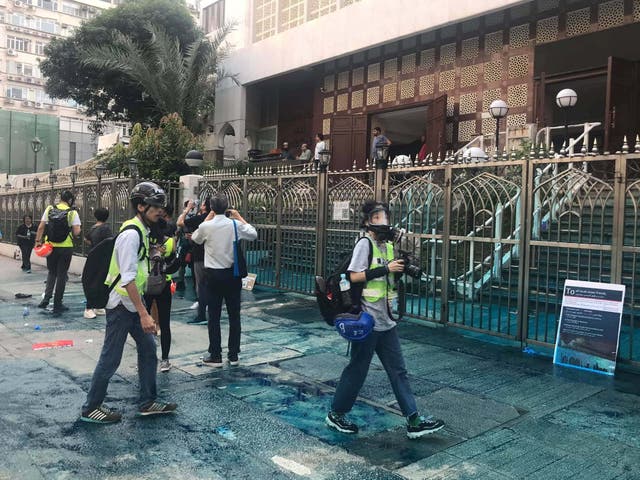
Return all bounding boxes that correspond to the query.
[47,207,71,243]
[82,224,145,309]
[315,237,372,326]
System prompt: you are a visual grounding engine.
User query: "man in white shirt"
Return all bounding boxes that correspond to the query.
[314,133,326,170]
[191,194,257,367]
[81,182,177,424]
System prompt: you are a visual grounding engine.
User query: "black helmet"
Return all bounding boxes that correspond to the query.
[60,190,75,206]
[130,181,166,207]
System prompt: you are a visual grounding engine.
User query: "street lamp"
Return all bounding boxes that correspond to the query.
[4,180,12,192]
[185,149,204,174]
[31,137,42,173]
[32,177,40,192]
[556,88,578,151]
[318,149,331,172]
[129,157,138,178]
[70,166,78,193]
[32,177,40,218]
[95,162,106,208]
[375,143,390,170]
[488,99,509,153]
[48,162,57,191]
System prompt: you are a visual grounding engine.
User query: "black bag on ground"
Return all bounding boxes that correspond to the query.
[315,237,372,326]
[47,207,71,243]
[82,225,144,309]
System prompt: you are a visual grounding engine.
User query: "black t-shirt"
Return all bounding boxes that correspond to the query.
[87,223,113,251]
[16,224,37,246]
[184,213,208,262]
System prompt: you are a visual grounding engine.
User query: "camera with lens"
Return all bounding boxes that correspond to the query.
[396,250,422,279]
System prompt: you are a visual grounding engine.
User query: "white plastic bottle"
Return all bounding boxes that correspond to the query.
[339,273,351,309]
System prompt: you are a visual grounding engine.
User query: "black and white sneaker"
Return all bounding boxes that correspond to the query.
[202,356,223,367]
[325,411,359,434]
[406,416,444,439]
[138,401,177,416]
[80,405,122,424]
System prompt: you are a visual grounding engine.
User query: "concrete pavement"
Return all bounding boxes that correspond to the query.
[0,253,639,479]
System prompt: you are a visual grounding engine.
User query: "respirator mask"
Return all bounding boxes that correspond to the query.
[366,204,397,242]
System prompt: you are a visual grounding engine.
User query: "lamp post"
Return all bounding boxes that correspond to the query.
[31,137,42,173]
[95,162,106,208]
[32,177,40,219]
[3,180,12,192]
[375,144,390,170]
[129,157,138,189]
[318,149,331,172]
[70,165,78,193]
[48,162,57,192]
[556,88,578,152]
[185,149,204,174]
[488,99,509,153]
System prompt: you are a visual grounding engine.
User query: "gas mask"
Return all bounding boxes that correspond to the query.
[366,205,397,242]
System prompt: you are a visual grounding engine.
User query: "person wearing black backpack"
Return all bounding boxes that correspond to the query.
[81,182,177,424]
[325,200,445,439]
[35,190,81,316]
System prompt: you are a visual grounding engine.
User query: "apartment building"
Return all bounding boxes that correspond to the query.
[204,0,640,170]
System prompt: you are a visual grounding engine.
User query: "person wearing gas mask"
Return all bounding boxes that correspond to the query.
[326,200,445,439]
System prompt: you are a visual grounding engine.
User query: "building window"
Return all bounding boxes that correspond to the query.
[7,36,31,53]
[279,0,305,32]
[69,142,77,165]
[308,0,337,21]
[35,42,45,56]
[37,0,58,11]
[10,13,27,27]
[203,0,225,34]
[34,17,58,34]
[7,61,41,78]
[6,86,27,100]
[254,0,277,42]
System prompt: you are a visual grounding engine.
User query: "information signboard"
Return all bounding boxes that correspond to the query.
[553,280,625,375]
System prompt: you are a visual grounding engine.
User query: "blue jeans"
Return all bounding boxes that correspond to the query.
[83,305,157,412]
[331,327,418,417]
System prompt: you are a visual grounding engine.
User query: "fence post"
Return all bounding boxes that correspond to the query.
[275,175,283,287]
[611,154,626,284]
[519,158,535,343]
[374,157,388,202]
[439,165,453,324]
[315,165,329,277]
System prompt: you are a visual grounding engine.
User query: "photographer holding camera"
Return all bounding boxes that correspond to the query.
[326,200,444,439]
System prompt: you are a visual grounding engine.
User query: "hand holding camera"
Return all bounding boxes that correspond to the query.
[387,259,405,273]
[225,208,240,220]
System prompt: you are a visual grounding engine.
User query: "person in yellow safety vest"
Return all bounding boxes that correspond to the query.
[144,203,177,373]
[81,182,177,424]
[326,200,445,439]
[35,190,81,316]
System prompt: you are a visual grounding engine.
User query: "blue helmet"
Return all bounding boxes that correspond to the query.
[335,311,374,342]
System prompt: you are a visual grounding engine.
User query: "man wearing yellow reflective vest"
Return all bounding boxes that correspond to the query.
[35,190,81,316]
[326,200,445,439]
[81,182,177,424]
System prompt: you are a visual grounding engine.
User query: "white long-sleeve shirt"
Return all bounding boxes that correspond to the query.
[191,215,257,269]
[106,226,149,312]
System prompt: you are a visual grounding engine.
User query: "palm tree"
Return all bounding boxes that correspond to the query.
[80,24,235,133]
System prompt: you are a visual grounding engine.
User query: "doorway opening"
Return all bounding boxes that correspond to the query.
[370,105,427,159]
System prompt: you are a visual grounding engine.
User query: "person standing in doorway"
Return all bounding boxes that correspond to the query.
[83,207,113,319]
[370,126,392,162]
[35,190,81,316]
[16,215,37,273]
[314,133,326,170]
[298,143,312,162]
[81,182,177,424]
[191,194,257,367]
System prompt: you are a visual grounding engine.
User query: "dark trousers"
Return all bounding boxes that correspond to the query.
[19,244,33,270]
[44,247,73,307]
[83,305,157,412]
[205,268,242,358]
[193,260,207,321]
[144,280,172,360]
[331,327,418,417]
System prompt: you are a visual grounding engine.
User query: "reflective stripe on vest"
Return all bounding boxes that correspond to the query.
[105,217,149,297]
[362,236,395,302]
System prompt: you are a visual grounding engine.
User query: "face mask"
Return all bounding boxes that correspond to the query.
[368,224,396,242]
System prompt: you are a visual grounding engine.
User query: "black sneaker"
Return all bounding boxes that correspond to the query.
[202,356,223,367]
[407,416,445,439]
[325,411,359,434]
[228,354,239,366]
[187,317,207,325]
[80,405,122,424]
[37,300,48,309]
[53,304,69,312]
[138,401,178,416]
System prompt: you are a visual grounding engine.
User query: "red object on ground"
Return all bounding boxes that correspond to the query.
[34,242,53,257]
[170,280,177,295]
[32,340,74,350]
